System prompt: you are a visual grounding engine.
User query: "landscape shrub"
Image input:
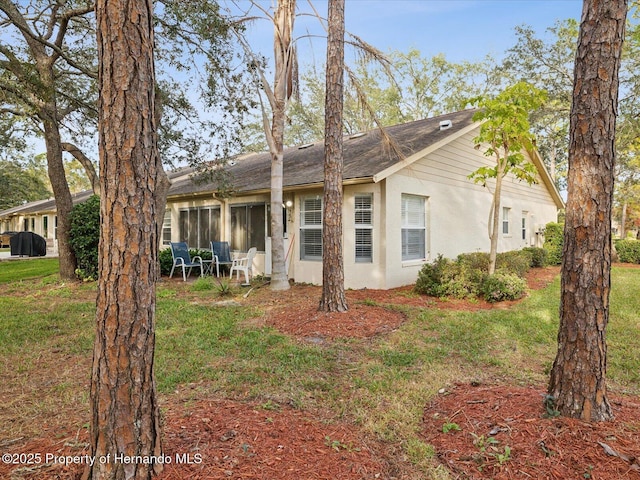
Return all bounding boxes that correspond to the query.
[480,272,527,302]
[416,248,538,302]
[614,239,640,264]
[522,247,547,268]
[69,195,100,281]
[457,252,490,272]
[543,222,564,265]
[496,250,531,277]
[415,255,452,297]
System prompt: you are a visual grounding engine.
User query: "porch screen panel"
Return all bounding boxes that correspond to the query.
[230,206,247,252]
[300,197,322,261]
[355,194,373,263]
[401,194,426,261]
[248,204,266,252]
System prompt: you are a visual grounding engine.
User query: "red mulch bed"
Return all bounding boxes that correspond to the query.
[423,383,640,479]
[2,266,640,480]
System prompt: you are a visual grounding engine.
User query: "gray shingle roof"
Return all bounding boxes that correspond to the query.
[168,109,478,197]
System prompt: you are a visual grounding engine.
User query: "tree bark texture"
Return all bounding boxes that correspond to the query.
[269,0,296,291]
[319,0,347,312]
[548,0,627,422]
[85,1,162,479]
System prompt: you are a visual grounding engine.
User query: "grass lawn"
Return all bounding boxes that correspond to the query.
[0,263,638,479]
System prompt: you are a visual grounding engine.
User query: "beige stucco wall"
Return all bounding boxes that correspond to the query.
[290,183,387,290]
[381,130,559,289]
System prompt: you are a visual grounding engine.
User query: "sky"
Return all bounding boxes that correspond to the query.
[234,0,583,68]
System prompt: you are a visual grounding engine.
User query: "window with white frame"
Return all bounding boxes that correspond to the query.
[355,194,373,263]
[162,209,172,246]
[401,194,426,261]
[300,196,322,261]
[502,207,511,235]
[521,212,528,241]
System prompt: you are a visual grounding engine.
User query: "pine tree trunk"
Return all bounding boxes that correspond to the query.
[548,0,627,422]
[84,1,162,479]
[319,0,347,312]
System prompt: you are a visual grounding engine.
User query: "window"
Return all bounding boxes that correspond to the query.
[502,207,511,235]
[521,212,528,241]
[355,194,373,263]
[300,197,322,261]
[179,207,220,249]
[43,216,48,238]
[401,194,426,261]
[230,203,266,252]
[162,209,172,246]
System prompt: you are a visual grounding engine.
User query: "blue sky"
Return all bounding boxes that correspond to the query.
[236,0,583,67]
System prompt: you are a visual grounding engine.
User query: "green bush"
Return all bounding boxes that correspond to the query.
[416,254,484,299]
[496,250,531,277]
[543,222,564,265]
[522,247,548,268]
[159,248,174,276]
[614,239,640,264]
[480,272,527,302]
[416,248,540,302]
[415,255,451,297]
[457,252,490,272]
[69,195,100,281]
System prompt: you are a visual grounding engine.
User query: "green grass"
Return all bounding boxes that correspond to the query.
[0,258,60,283]
[1,263,639,477]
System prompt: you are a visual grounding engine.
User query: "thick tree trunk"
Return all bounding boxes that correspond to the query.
[84,1,162,479]
[43,120,77,280]
[548,0,627,422]
[319,0,347,312]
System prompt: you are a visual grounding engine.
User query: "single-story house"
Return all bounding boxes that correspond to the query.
[1,109,563,289]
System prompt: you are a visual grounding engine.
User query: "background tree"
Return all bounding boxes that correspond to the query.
[468,81,547,275]
[502,20,578,190]
[319,0,347,312]
[85,1,161,479]
[548,0,627,422]
[0,158,50,210]
[0,0,96,278]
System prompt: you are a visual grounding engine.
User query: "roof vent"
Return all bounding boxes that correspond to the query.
[349,132,366,139]
[298,143,314,150]
[439,119,452,131]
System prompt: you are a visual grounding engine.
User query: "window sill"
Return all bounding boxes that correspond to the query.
[402,259,427,268]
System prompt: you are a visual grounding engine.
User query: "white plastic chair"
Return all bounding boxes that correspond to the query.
[229,247,257,285]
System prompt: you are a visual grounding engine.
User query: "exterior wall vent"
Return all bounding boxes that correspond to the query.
[349,132,367,139]
[439,120,452,131]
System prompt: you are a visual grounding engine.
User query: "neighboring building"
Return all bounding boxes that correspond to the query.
[0,110,563,289]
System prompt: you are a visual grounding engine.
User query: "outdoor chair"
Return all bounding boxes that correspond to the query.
[229,247,257,285]
[211,241,233,277]
[169,242,204,281]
